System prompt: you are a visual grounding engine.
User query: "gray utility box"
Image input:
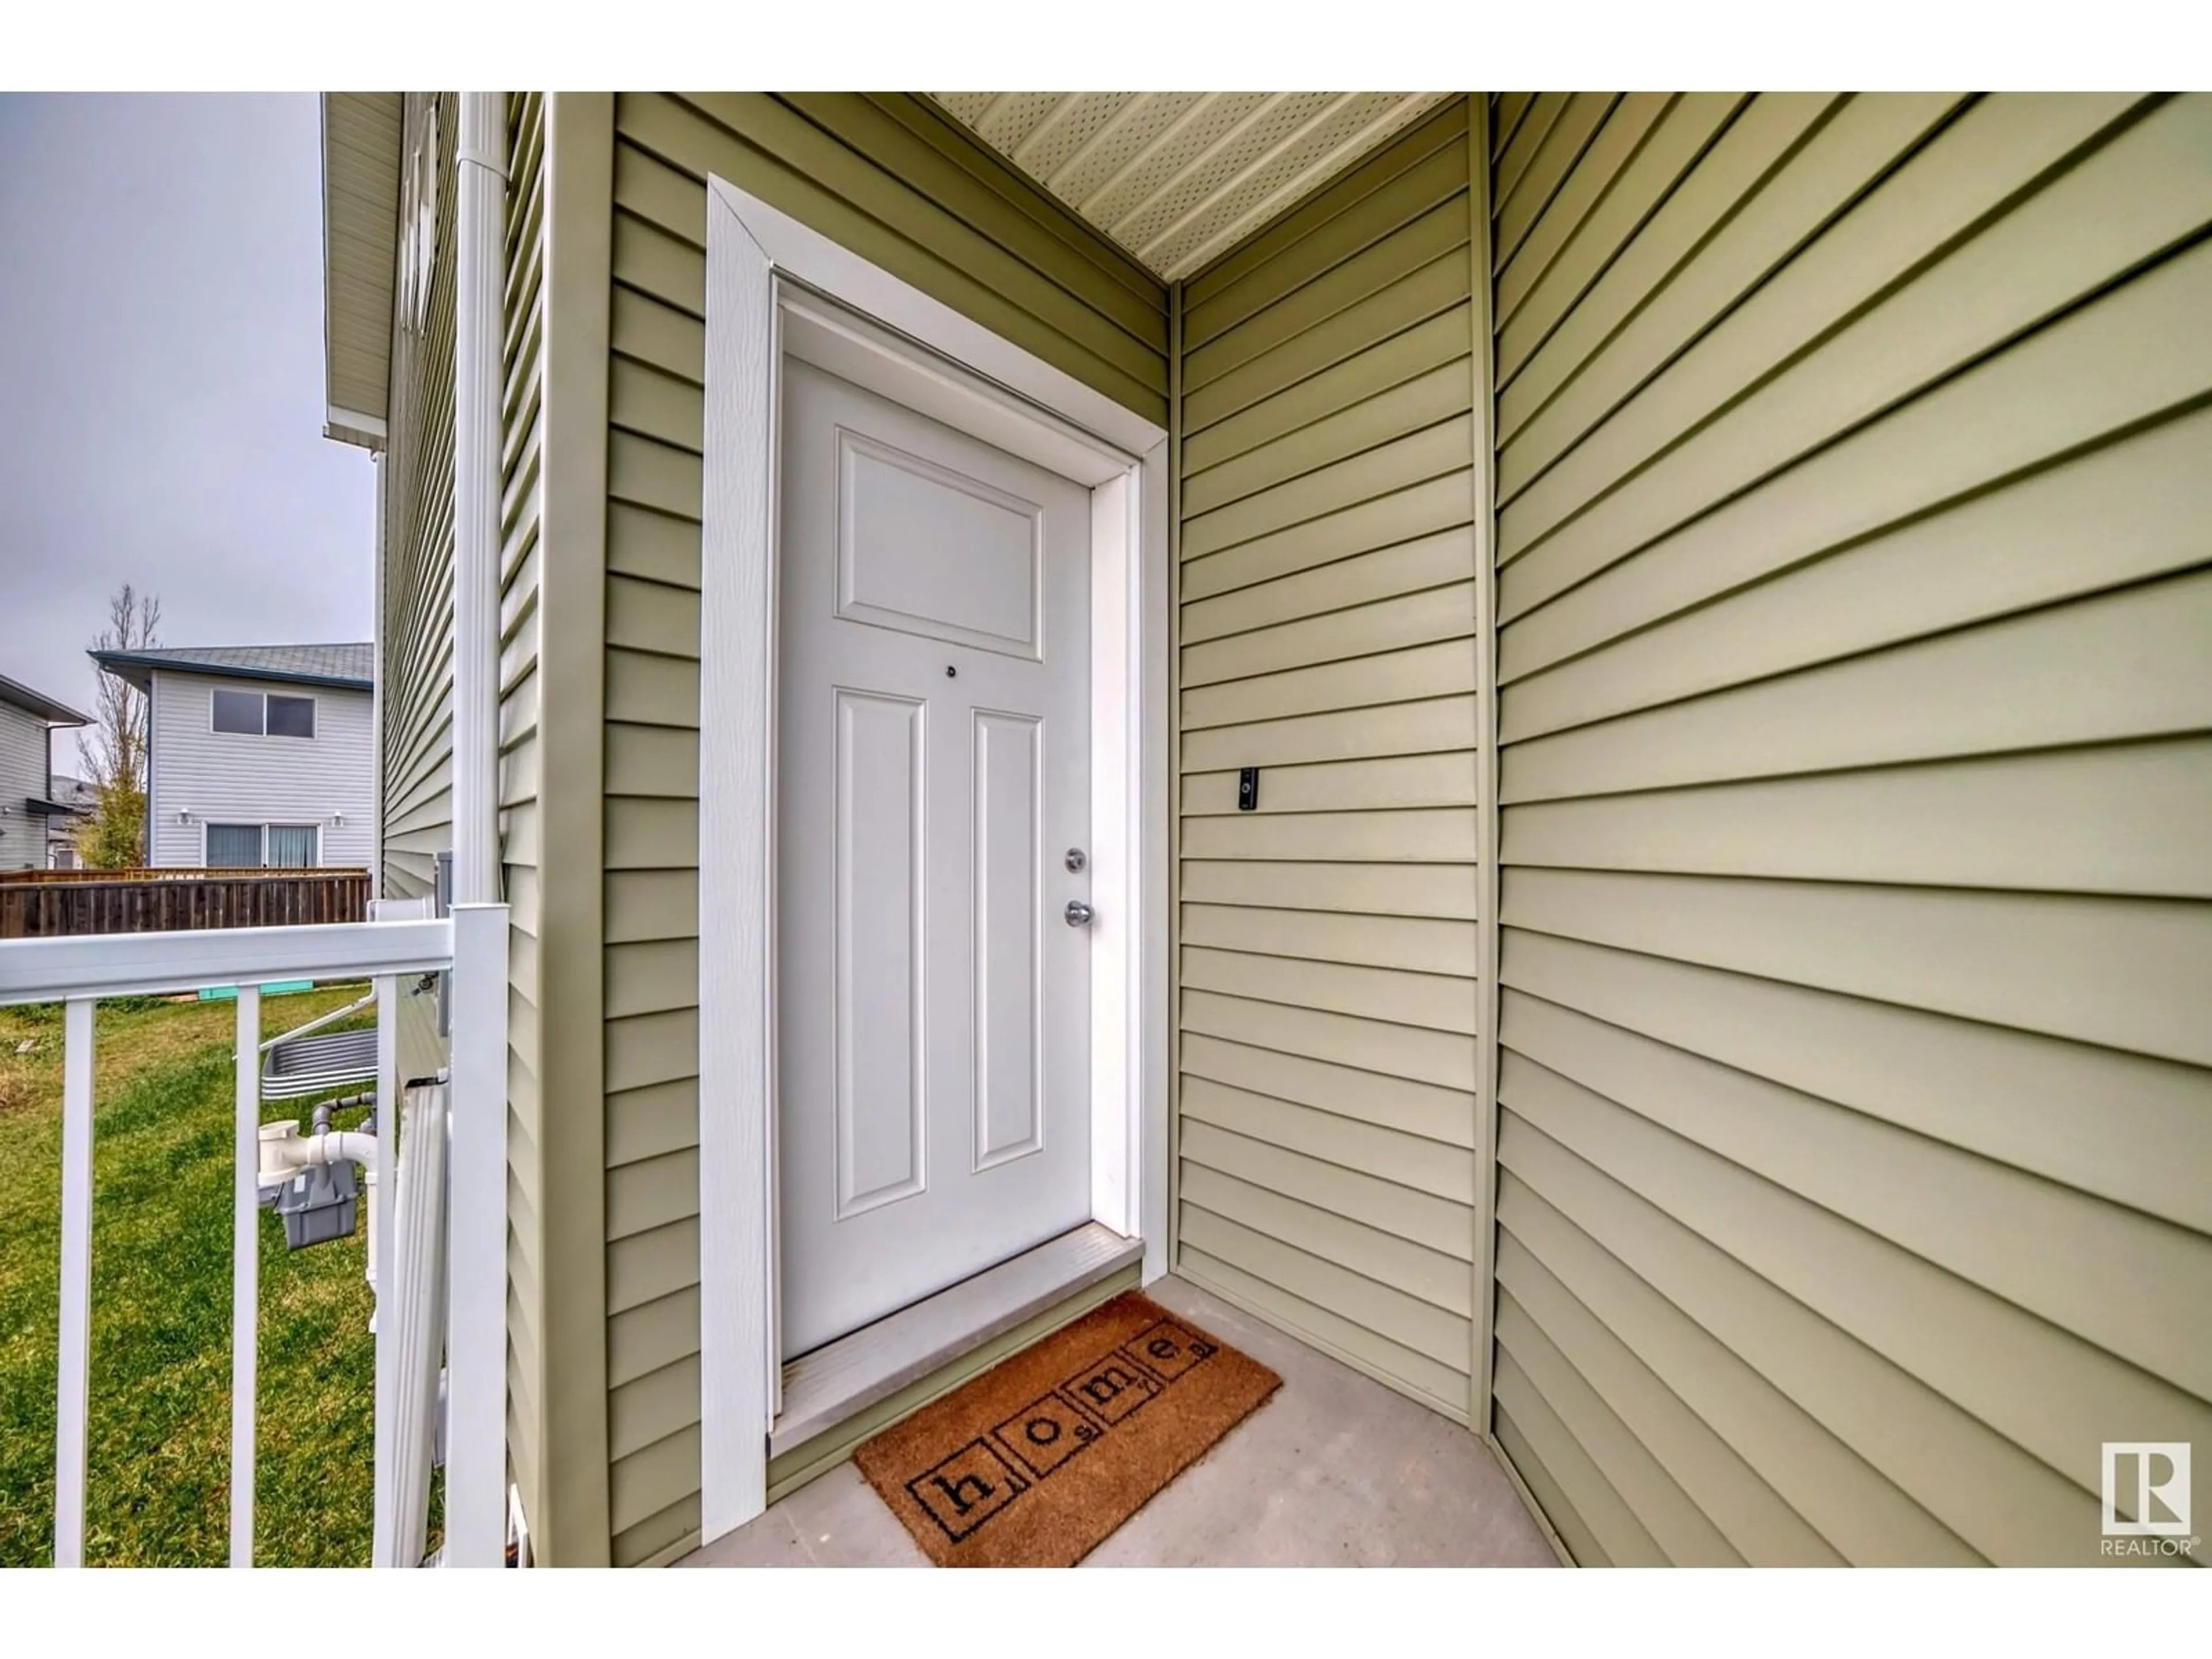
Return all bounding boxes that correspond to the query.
[272,1160,359,1250]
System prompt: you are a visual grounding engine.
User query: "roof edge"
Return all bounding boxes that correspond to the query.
[326,403,389,453]
[0,672,92,726]
[89,649,373,693]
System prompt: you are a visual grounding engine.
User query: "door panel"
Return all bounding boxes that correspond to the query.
[837,431,1044,659]
[832,688,925,1217]
[974,709,1044,1169]
[779,355,1093,1358]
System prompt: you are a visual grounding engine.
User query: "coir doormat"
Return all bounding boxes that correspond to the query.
[851,1291,1280,1567]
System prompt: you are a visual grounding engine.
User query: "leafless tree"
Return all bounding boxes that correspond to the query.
[74,584,162,868]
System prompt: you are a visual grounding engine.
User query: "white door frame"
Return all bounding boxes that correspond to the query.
[695,175,1170,1541]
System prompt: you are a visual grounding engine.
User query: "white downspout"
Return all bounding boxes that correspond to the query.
[449,91,512,1569]
[385,90,512,1570]
[368,453,385,898]
[453,93,506,906]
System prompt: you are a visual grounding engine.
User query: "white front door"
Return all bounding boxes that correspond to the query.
[776,355,1094,1358]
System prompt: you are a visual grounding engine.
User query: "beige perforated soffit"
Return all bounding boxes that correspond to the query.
[929,93,1451,280]
[319,92,404,448]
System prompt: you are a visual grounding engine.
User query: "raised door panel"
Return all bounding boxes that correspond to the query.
[838,429,1044,660]
[973,709,1044,1169]
[833,688,926,1216]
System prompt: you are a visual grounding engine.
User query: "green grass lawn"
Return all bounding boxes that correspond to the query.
[1,985,381,1567]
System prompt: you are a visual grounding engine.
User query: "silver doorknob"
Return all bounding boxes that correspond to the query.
[1064,900,1094,927]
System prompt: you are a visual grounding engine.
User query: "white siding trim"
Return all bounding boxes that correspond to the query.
[698,176,779,1544]
[145,686,157,868]
[1468,94,1505,1437]
[709,180,1164,461]
[1139,433,1172,1278]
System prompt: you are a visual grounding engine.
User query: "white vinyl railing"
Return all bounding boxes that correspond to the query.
[0,906,509,1569]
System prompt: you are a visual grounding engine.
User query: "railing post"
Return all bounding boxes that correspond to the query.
[54,997,95,1567]
[230,984,262,1568]
[445,902,509,1566]
[370,972,400,1565]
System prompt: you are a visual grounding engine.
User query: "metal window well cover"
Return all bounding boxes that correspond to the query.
[262,1026,379,1100]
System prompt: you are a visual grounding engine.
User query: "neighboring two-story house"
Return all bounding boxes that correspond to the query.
[0,672,91,871]
[87,643,375,869]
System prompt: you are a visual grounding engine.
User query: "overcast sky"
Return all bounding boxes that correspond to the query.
[0,93,374,778]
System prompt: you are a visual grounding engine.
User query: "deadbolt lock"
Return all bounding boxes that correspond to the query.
[1065,847,1086,873]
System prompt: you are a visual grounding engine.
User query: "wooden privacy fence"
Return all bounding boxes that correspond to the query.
[0,869,372,938]
[0,866,297,885]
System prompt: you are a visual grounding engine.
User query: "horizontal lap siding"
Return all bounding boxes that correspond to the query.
[0,704,47,870]
[1484,89,2212,1565]
[1174,99,1481,1421]
[500,90,549,1544]
[600,92,1168,1565]
[381,94,460,912]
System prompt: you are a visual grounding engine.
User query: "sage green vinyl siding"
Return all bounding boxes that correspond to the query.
[378,93,459,1086]
[595,93,1169,1565]
[499,89,550,1548]
[1483,90,2212,1566]
[1173,99,1482,1422]
[373,92,556,1532]
[380,93,459,914]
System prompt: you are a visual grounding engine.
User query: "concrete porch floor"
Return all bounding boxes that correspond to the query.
[678,1275,1559,1567]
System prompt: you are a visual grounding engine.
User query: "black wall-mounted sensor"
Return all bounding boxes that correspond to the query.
[1238,767,1260,810]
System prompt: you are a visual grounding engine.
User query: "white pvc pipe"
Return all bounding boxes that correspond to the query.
[452,92,507,910]
[257,1126,381,1181]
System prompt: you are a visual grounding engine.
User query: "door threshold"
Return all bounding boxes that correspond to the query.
[770,1222,1142,1458]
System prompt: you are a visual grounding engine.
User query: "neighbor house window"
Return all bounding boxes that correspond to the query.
[265,825,320,868]
[205,824,321,868]
[211,689,263,734]
[206,823,263,866]
[267,695,316,737]
[210,689,317,738]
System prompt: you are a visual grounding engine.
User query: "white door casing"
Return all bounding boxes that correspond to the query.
[777,358,1094,1357]
[697,177,1169,1541]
